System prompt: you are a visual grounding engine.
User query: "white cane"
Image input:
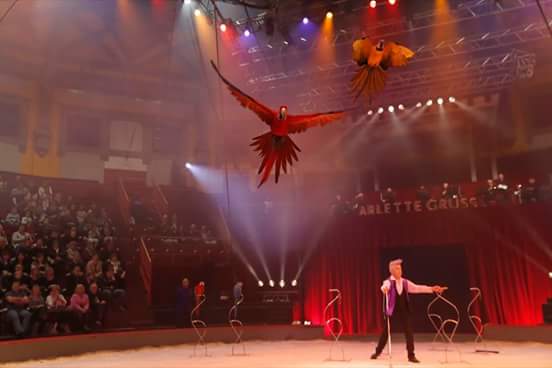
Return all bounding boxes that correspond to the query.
[385,292,392,366]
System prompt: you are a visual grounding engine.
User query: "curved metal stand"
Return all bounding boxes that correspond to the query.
[191,294,209,357]
[426,292,461,363]
[323,288,348,361]
[468,287,499,354]
[228,294,246,356]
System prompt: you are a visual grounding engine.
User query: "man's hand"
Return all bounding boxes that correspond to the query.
[432,286,447,294]
[381,286,389,294]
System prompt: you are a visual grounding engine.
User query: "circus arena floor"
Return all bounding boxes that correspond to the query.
[4,339,552,368]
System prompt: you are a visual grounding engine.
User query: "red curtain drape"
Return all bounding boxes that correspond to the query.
[302,203,552,335]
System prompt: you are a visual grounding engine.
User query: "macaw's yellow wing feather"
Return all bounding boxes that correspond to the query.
[352,38,373,65]
[351,66,387,101]
[383,42,415,68]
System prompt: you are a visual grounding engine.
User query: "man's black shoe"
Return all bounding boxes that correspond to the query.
[408,356,420,363]
[370,352,380,360]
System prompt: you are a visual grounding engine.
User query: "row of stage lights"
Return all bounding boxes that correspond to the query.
[367,96,456,116]
[257,279,298,288]
[185,0,399,37]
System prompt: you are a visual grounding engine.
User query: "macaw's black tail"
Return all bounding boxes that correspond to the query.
[250,132,301,188]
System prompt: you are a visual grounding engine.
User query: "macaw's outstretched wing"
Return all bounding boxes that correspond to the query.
[381,42,415,69]
[352,37,373,66]
[287,111,345,134]
[210,60,275,126]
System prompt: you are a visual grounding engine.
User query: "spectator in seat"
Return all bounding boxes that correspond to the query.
[11,224,28,249]
[45,284,70,334]
[107,253,123,276]
[29,265,46,290]
[43,266,59,290]
[86,253,103,278]
[66,241,83,267]
[65,265,86,297]
[88,282,107,328]
[176,277,193,328]
[0,224,7,244]
[21,211,33,226]
[10,265,31,291]
[352,192,368,215]
[5,207,21,227]
[380,188,397,204]
[99,267,127,310]
[29,284,47,335]
[5,280,32,337]
[69,283,90,331]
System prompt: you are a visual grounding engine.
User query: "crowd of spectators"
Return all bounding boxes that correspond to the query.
[158,214,218,246]
[0,175,127,338]
[331,174,549,215]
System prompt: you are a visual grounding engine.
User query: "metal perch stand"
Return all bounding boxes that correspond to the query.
[323,288,347,361]
[468,287,499,354]
[228,293,246,356]
[426,291,462,363]
[191,294,209,357]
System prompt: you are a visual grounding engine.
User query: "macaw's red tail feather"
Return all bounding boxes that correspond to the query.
[250,132,300,188]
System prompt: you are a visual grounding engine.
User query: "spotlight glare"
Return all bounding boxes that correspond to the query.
[398,104,405,110]
[184,0,191,4]
[377,107,384,114]
[279,280,285,288]
[426,99,433,106]
[549,272,552,279]
[388,0,397,5]
[437,97,444,105]
[302,17,309,25]
[326,11,333,19]
[291,279,298,287]
[304,320,312,326]
[416,102,423,108]
[244,29,251,37]
[257,280,264,287]
[370,0,377,8]
[219,23,227,32]
[388,105,395,113]
[194,9,201,17]
[367,110,373,116]
[269,280,275,287]
[185,162,192,169]
[448,96,456,103]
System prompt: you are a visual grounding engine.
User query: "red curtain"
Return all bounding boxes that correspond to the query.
[302,203,552,335]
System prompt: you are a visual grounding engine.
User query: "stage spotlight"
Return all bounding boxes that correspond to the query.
[302,17,309,24]
[370,0,377,8]
[269,280,275,287]
[291,279,298,287]
[388,0,397,5]
[258,280,264,287]
[388,105,395,113]
[304,320,312,326]
[194,9,201,17]
[426,99,433,106]
[326,11,333,19]
[548,271,552,279]
[398,104,405,110]
[377,107,384,114]
[244,29,251,37]
[219,23,227,32]
[416,102,423,108]
[184,0,192,5]
[437,97,444,105]
[448,96,456,103]
[367,110,373,116]
[279,280,285,288]
[185,162,192,169]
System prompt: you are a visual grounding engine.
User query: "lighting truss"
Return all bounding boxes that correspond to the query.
[230,0,552,60]
[292,49,536,113]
